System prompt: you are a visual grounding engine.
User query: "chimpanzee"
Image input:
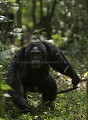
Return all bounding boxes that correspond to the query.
[7,40,80,112]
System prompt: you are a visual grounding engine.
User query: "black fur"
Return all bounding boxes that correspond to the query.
[7,41,80,112]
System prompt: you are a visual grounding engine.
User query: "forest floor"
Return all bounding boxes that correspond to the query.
[1,39,88,120]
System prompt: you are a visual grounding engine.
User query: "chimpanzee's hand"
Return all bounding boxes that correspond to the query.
[72,77,81,87]
[21,105,36,114]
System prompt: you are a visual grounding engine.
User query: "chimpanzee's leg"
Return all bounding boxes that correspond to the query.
[41,74,57,102]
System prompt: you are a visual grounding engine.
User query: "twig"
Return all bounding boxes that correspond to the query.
[57,86,78,94]
[0,28,45,72]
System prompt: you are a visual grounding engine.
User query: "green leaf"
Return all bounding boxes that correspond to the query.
[8,0,14,3]
[0,49,12,59]
[84,72,88,78]
[0,118,5,120]
[1,84,12,90]
[28,21,33,28]
[37,2,40,6]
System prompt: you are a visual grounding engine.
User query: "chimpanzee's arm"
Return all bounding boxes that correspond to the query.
[7,48,33,111]
[43,41,80,87]
[7,48,25,88]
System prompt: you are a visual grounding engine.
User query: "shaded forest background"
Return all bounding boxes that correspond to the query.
[0,0,88,120]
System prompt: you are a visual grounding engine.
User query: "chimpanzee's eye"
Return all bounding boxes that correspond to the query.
[30,51,42,60]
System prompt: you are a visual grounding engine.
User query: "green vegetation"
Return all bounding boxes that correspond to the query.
[0,0,88,119]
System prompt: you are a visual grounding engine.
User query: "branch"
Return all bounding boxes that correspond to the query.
[0,29,45,72]
[57,86,78,94]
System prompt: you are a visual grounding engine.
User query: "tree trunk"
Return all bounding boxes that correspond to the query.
[32,0,36,27]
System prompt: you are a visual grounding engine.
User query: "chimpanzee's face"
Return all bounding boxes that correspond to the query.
[25,42,47,69]
[30,46,42,69]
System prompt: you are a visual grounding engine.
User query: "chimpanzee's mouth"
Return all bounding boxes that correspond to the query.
[31,60,41,69]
